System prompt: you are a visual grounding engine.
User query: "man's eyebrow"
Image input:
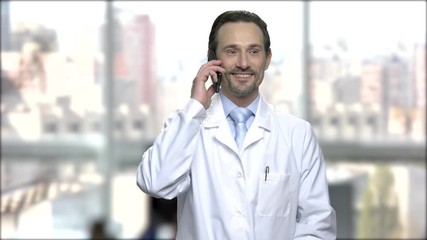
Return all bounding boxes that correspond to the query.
[248,43,263,49]
[222,44,238,49]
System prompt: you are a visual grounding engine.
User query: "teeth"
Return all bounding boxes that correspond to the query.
[234,74,251,78]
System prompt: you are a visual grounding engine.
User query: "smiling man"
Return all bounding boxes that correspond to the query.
[137,10,337,240]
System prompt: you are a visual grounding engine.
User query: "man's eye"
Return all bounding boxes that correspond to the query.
[250,49,260,55]
[226,50,237,55]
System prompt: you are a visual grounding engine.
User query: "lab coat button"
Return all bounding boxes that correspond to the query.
[237,173,242,178]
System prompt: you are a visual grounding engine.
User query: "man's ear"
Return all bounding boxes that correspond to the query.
[265,50,272,70]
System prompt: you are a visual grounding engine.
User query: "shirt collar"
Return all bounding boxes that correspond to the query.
[220,92,259,117]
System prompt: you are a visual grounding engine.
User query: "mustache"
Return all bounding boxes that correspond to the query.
[229,68,256,74]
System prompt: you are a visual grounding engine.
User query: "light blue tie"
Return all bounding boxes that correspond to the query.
[229,107,252,149]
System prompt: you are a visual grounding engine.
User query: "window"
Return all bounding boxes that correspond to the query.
[309,2,426,238]
[1,1,425,239]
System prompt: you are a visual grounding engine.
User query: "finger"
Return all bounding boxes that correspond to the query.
[205,60,224,74]
[207,70,220,83]
[195,62,224,83]
[207,59,222,65]
[210,64,225,74]
[194,70,211,84]
[207,84,216,98]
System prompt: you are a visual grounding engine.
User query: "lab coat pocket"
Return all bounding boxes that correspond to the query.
[257,173,296,217]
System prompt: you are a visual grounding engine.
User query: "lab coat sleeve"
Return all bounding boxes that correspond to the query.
[293,122,337,239]
[136,98,206,199]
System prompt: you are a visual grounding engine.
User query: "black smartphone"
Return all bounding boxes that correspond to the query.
[208,50,221,93]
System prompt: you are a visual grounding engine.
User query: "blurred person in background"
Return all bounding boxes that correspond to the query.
[89,219,114,239]
[136,10,336,239]
[139,197,177,240]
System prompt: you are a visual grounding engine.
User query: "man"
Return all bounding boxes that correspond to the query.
[137,10,336,239]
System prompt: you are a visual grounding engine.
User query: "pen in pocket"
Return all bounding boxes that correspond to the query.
[264,166,269,181]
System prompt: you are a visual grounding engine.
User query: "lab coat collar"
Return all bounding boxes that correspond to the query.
[204,94,272,130]
[204,94,273,152]
[204,94,225,127]
[244,96,272,149]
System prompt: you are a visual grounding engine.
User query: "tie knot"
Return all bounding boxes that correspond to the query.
[230,107,252,124]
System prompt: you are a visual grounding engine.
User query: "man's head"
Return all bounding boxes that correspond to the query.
[208,10,271,57]
[208,10,272,105]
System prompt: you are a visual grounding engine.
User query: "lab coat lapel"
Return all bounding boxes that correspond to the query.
[242,97,273,149]
[204,95,237,151]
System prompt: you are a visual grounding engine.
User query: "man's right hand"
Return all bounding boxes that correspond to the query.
[190,60,225,109]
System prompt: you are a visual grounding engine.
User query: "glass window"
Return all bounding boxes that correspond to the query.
[2,1,304,238]
[2,1,425,239]
[310,2,426,239]
[113,1,304,126]
[1,1,111,238]
[309,1,426,143]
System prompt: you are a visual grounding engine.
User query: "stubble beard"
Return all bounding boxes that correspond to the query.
[229,80,257,97]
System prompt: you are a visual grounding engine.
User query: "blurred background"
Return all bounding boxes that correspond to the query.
[1,1,425,239]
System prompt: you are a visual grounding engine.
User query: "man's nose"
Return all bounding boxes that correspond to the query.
[236,53,250,69]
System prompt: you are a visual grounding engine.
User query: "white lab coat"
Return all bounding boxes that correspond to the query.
[137,94,337,240]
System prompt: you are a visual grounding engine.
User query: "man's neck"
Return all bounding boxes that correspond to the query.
[222,91,259,108]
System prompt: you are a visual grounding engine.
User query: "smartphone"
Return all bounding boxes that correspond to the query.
[208,50,222,93]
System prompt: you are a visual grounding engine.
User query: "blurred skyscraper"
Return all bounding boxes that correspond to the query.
[1,1,11,51]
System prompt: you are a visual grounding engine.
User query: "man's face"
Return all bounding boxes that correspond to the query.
[216,22,272,101]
